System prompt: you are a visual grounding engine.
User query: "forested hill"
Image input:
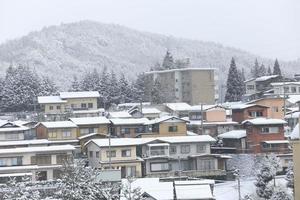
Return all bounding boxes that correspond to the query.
[0,20,298,89]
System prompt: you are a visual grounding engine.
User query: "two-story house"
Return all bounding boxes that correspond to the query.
[0,145,75,182]
[84,138,143,178]
[164,103,192,118]
[110,118,150,138]
[69,117,110,136]
[128,107,162,119]
[38,91,100,119]
[141,116,189,138]
[248,97,285,119]
[271,82,300,95]
[35,121,78,142]
[242,118,288,154]
[231,104,269,124]
[140,135,229,178]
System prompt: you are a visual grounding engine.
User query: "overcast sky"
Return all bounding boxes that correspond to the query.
[0,0,299,61]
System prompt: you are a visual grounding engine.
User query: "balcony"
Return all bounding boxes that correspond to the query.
[146,143,170,158]
[145,169,226,178]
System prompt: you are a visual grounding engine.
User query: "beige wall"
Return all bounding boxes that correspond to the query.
[205,109,226,122]
[142,122,187,138]
[78,125,108,136]
[100,146,137,162]
[66,98,98,110]
[293,140,300,200]
[254,98,284,119]
[44,103,66,114]
[47,128,78,140]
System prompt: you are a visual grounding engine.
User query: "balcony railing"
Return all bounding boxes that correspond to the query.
[145,169,226,178]
[147,150,169,157]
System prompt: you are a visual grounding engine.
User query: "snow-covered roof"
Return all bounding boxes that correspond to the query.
[286,95,300,104]
[146,116,189,125]
[121,178,214,200]
[72,108,105,114]
[146,67,215,74]
[285,111,300,119]
[69,117,110,125]
[0,139,79,147]
[189,104,225,111]
[108,111,132,118]
[78,132,106,140]
[242,118,287,125]
[0,122,30,132]
[141,108,161,114]
[218,130,247,139]
[87,135,216,148]
[165,102,192,111]
[291,123,299,139]
[230,104,268,110]
[59,91,100,99]
[117,102,151,107]
[39,121,78,128]
[110,118,149,125]
[187,131,198,136]
[271,82,300,86]
[189,120,238,126]
[255,75,279,82]
[263,140,289,144]
[37,96,67,104]
[0,145,75,155]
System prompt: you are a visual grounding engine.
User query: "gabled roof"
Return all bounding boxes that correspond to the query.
[69,117,110,125]
[291,123,299,140]
[145,116,189,125]
[242,118,287,125]
[0,144,75,155]
[108,111,132,118]
[86,135,216,148]
[59,91,100,99]
[189,104,225,111]
[230,103,268,110]
[38,121,78,128]
[271,82,300,86]
[218,130,247,139]
[255,75,279,82]
[165,102,192,111]
[0,121,29,132]
[129,107,161,115]
[37,96,67,104]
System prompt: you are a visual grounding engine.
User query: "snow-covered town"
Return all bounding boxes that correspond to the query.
[0,0,299,199]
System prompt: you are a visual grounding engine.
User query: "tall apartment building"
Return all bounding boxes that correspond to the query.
[145,68,217,105]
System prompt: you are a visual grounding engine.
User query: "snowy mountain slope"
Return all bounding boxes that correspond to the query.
[0,20,298,89]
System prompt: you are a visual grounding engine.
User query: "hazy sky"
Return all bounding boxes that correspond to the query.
[0,0,299,61]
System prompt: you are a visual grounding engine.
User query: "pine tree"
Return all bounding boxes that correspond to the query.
[254,165,274,199]
[225,58,244,102]
[39,76,58,96]
[162,50,174,70]
[285,162,294,190]
[273,59,282,76]
[238,68,246,95]
[270,187,292,200]
[267,66,272,75]
[259,64,266,76]
[99,67,110,108]
[251,59,261,78]
[132,73,147,102]
[151,79,165,104]
[107,70,120,106]
[118,73,132,104]
[69,75,82,92]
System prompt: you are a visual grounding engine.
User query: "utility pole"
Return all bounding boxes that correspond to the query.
[108,120,112,169]
[234,169,241,200]
[283,78,287,117]
[200,103,204,135]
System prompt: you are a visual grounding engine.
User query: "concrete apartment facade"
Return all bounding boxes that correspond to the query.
[145,68,217,105]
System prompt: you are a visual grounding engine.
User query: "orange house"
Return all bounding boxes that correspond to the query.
[248,97,285,119]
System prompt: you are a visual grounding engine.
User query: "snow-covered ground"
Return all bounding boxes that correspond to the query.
[214,176,289,200]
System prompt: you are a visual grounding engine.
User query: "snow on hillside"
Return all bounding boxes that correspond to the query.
[0,20,298,89]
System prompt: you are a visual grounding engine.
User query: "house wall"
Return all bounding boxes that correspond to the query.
[205,109,226,122]
[65,97,98,110]
[44,103,66,114]
[78,124,109,136]
[113,125,145,138]
[232,106,268,123]
[0,132,25,141]
[36,125,78,140]
[293,140,300,200]
[246,125,285,153]
[253,98,284,119]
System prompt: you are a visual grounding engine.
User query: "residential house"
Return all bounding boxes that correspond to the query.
[129,107,162,119]
[271,82,300,95]
[164,103,192,118]
[188,105,227,122]
[117,102,151,111]
[69,117,110,136]
[0,145,75,182]
[36,121,78,141]
[244,75,280,100]
[107,111,132,119]
[110,118,150,138]
[242,118,288,154]
[145,68,218,105]
[231,104,269,124]
[0,121,32,141]
[84,138,143,178]
[38,91,100,119]
[248,97,285,119]
[290,120,300,200]
[285,111,300,130]
[141,116,189,138]
[215,130,247,153]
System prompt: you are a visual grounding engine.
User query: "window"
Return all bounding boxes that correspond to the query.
[197,144,206,153]
[126,166,136,177]
[88,128,95,133]
[35,155,51,165]
[48,132,57,138]
[81,103,87,108]
[291,87,297,93]
[170,146,177,154]
[168,126,178,132]
[49,106,53,110]
[121,149,131,157]
[89,151,93,157]
[5,133,19,140]
[121,128,130,134]
[0,159,6,166]
[249,111,263,117]
[56,105,61,110]
[88,103,93,108]
[247,85,255,90]
[62,130,71,138]
[57,154,69,164]
[96,152,100,158]
[261,127,269,133]
[106,150,116,158]
[180,145,190,154]
[272,107,279,112]
[284,86,289,93]
[198,159,215,170]
[261,127,279,134]
[150,162,169,172]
